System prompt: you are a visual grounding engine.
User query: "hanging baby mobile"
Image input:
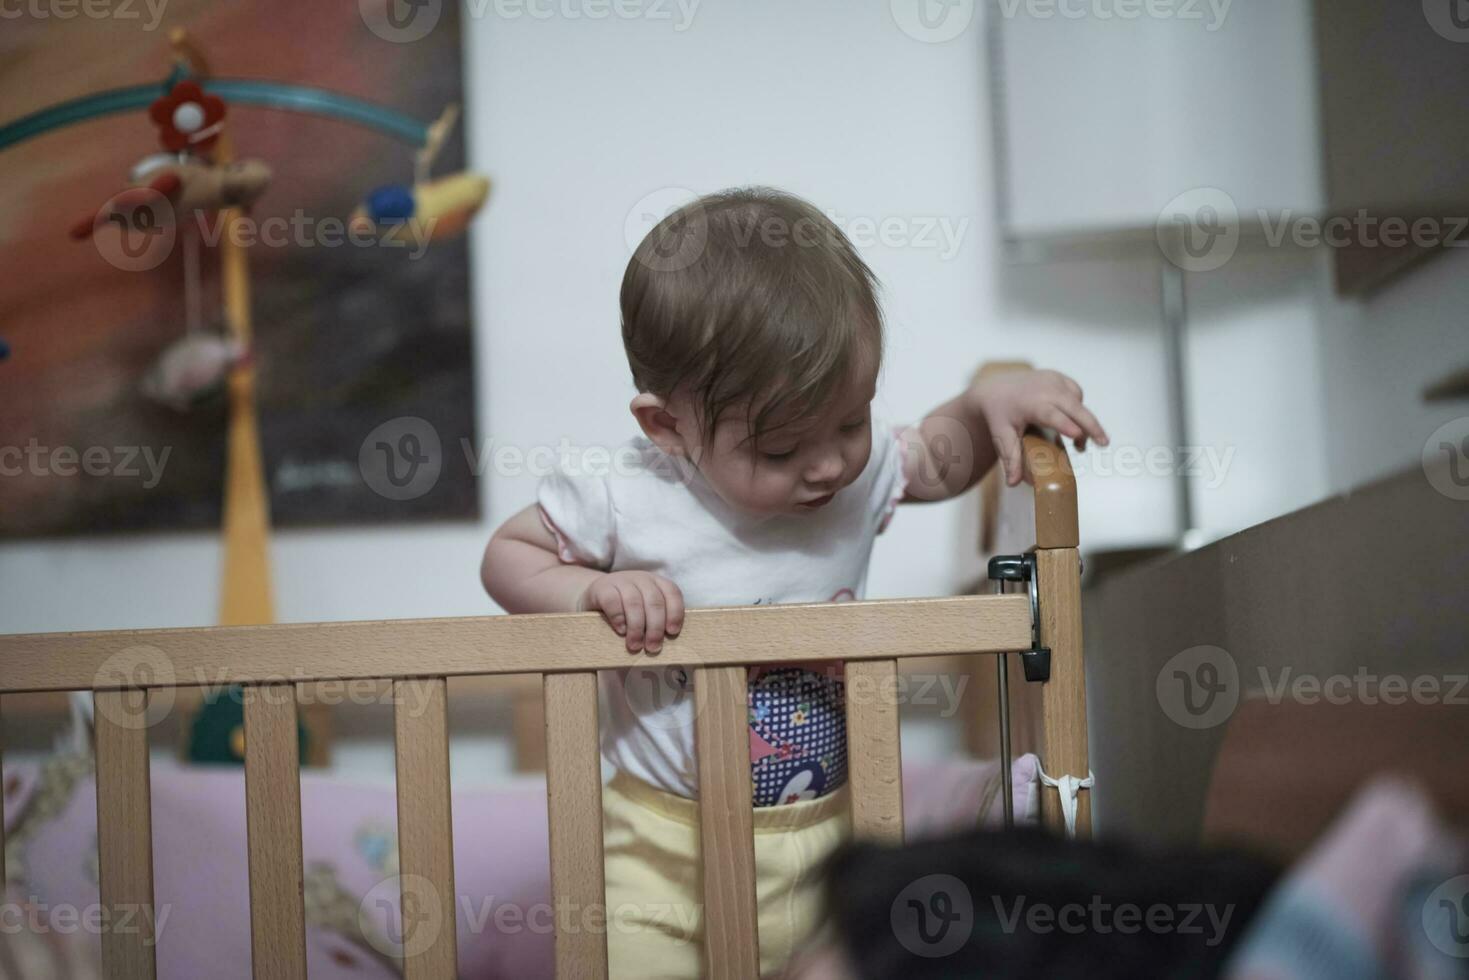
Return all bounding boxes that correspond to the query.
[0,54,490,413]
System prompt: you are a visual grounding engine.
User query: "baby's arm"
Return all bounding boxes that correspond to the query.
[902,367,1108,502]
[481,505,684,653]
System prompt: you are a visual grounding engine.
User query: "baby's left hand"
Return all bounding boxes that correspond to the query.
[970,368,1108,486]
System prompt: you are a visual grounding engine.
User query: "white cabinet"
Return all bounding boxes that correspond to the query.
[989,0,1323,240]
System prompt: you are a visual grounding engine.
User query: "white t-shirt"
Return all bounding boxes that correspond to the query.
[535,419,910,800]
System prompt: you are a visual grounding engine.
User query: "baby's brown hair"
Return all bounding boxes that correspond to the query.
[620,188,883,454]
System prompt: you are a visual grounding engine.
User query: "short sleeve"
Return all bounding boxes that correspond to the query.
[872,419,913,535]
[537,466,616,569]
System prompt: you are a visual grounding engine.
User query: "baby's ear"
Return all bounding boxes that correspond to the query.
[630,392,688,455]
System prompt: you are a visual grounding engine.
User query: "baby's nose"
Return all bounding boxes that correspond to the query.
[805,453,843,484]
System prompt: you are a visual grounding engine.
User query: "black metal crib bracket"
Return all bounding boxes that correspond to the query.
[986,553,1052,683]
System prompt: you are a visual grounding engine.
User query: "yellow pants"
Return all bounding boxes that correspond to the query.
[602,771,852,979]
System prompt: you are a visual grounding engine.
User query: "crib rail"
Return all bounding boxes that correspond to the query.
[0,437,1088,980]
[0,595,1030,695]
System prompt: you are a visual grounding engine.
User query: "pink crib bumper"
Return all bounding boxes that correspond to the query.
[1,752,1037,979]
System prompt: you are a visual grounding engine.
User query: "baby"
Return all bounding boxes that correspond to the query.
[481,187,1106,978]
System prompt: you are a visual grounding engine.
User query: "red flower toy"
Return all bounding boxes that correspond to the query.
[149,81,227,154]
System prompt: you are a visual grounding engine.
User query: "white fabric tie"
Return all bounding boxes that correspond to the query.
[1038,767,1095,838]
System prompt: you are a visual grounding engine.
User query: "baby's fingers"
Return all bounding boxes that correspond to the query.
[1063,399,1109,447]
[617,583,647,653]
[993,423,1024,487]
[661,579,685,638]
[637,579,668,654]
[1042,407,1085,442]
[592,585,627,637]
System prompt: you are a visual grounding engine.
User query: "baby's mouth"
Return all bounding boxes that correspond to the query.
[798,492,836,509]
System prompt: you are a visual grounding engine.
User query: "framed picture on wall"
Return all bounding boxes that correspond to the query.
[0,1,481,538]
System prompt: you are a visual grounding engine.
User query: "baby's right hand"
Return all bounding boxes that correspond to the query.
[578,571,684,654]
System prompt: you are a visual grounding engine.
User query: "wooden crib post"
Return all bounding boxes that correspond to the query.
[392,677,458,979]
[846,660,904,844]
[543,671,608,980]
[1025,434,1092,838]
[94,688,158,979]
[693,665,759,979]
[243,683,308,980]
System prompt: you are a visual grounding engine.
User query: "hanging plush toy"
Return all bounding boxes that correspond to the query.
[139,329,251,412]
[347,105,489,246]
[350,171,489,244]
[70,155,272,241]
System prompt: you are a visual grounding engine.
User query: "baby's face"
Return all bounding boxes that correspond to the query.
[687,377,877,518]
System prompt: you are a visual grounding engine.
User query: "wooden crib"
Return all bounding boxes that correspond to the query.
[0,433,1089,980]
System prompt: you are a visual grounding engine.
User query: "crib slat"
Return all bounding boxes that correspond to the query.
[94,689,157,980]
[393,678,459,980]
[243,684,307,980]
[543,672,607,980]
[693,666,759,979]
[846,659,905,844]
